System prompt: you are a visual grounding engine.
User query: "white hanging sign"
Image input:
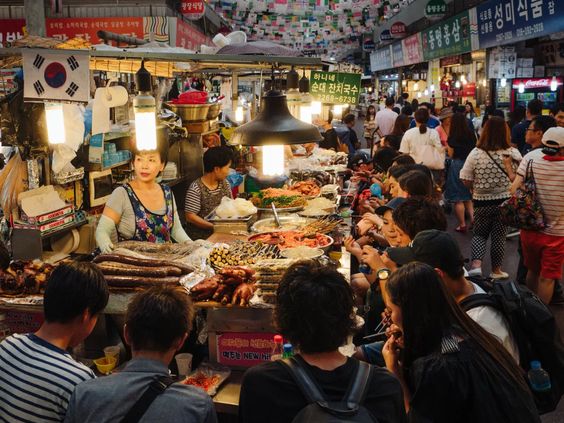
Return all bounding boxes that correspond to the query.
[23,49,89,103]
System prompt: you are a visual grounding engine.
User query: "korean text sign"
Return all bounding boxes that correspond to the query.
[0,19,25,48]
[421,11,471,61]
[370,47,393,72]
[401,34,423,65]
[46,17,144,44]
[310,71,362,105]
[477,0,563,49]
[216,332,275,367]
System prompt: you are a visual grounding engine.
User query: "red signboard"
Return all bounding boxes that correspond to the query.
[390,22,406,38]
[216,332,276,367]
[401,34,423,65]
[180,1,205,20]
[3,310,44,334]
[461,82,476,97]
[46,17,144,44]
[0,19,26,48]
[511,78,563,90]
[176,18,211,50]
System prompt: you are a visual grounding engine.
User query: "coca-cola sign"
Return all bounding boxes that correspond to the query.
[511,78,562,89]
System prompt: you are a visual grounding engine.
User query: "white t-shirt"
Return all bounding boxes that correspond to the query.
[399,126,443,167]
[375,108,398,137]
[517,150,564,236]
[465,283,520,363]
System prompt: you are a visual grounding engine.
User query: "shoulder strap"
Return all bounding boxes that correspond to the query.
[120,376,174,423]
[345,361,373,410]
[280,357,329,407]
[459,293,498,312]
[484,150,509,178]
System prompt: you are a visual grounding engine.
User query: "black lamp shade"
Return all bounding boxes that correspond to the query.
[299,75,310,93]
[287,67,299,90]
[231,91,322,146]
[135,62,152,92]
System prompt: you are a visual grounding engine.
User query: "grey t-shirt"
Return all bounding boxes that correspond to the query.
[105,185,183,242]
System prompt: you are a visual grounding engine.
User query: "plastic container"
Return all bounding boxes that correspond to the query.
[528,361,552,392]
[93,356,117,375]
[271,335,284,361]
[175,353,193,376]
[103,346,120,365]
[282,343,294,359]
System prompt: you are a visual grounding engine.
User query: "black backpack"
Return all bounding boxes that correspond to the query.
[460,277,564,414]
[280,357,378,423]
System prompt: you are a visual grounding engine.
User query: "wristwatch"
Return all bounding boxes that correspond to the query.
[377,268,391,280]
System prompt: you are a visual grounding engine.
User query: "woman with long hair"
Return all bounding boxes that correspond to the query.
[364,104,378,152]
[399,108,444,170]
[445,112,477,232]
[460,116,522,279]
[382,114,411,152]
[383,262,539,422]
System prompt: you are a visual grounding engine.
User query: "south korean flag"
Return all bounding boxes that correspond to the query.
[23,49,89,103]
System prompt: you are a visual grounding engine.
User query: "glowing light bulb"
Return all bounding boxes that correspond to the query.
[417,92,422,98]
[262,145,285,176]
[333,104,343,117]
[311,101,322,115]
[424,89,429,96]
[482,79,487,87]
[518,82,525,94]
[45,103,66,145]
[300,105,312,124]
[455,81,461,89]
[235,106,244,123]
[550,76,558,92]
[430,84,435,92]
[413,82,419,91]
[500,77,507,88]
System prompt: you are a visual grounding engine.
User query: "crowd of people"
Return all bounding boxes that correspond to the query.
[1,98,563,422]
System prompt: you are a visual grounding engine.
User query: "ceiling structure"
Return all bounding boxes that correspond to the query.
[209,0,415,62]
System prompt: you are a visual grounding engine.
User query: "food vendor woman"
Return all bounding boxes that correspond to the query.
[95,139,190,253]
[184,146,234,240]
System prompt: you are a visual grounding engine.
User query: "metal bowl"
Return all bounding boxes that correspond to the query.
[207,103,221,120]
[166,103,210,122]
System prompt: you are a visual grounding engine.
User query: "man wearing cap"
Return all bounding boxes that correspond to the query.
[356,230,519,364]
[511,127,564,304]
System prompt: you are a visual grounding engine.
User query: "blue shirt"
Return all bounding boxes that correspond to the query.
[0,333,95,422]
[511,119,530,155]
[409,116,441,129]
[64,358,217,423]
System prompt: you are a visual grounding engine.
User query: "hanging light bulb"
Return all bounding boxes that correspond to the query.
[430,84,435,92]
[44,103,66,144]
[262,145,285,176]
[500,75,507,88]
[333,104,343,117]
[550,75,558,92]
[413,82,419,91]
[482,79,487,87]
[311,101,322,115]
[455,80,461,89]
[424,89,429,96]
[417,92,422,98]
[401,79,407,87]
[235,106,245,123]
[133,61,157,151]
[518,82,525,94]
[300,105,312,124]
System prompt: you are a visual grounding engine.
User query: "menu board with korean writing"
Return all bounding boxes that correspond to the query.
[310,71,362,105]
[370,47,393,72]
[477,0,562,49]
[402,34,423,65]
[392,42,405,67]
[421,11,472,61]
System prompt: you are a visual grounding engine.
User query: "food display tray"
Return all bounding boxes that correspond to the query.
[256,206,304,212]
[205,210,255,223]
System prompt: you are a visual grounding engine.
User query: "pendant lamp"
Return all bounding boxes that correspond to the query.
[230,90,322,146]
[287,66,299,90]
[299,70,310,93]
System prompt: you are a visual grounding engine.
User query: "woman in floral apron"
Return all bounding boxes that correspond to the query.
[184,146,234,240]
[95,142,191,253]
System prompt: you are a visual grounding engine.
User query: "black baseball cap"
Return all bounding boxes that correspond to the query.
[386,230,464,270]
[375,197,407,216]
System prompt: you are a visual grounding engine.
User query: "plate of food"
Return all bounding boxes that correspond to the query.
[298,197,337,217]
[289,180,321,198]
[251,216,311,233]
[181,363,231,396]
[248,231,333,251]
[250,188,306,211]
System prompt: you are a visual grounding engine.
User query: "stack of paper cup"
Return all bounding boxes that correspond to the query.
[175,353,193,376]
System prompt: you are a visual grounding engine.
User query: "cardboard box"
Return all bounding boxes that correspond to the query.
[14,214,75,234]
[17,186,73,225]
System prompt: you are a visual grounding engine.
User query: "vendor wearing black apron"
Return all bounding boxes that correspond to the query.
[184,146,233,240]
[95,140,191,253]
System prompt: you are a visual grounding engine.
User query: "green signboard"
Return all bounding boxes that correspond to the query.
[421,10,471,61]
[425,0,447,18]
[310,71,362,105]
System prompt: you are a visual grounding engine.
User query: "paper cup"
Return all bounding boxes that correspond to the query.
[175,353,193,376]
[103,346,120,365]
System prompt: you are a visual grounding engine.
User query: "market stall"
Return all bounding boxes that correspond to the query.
[0,38,358,415]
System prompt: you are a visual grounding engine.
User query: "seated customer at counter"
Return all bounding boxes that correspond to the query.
[239,261,406,423]
[184,146,233,240]
[95,139,190,252]
[64,286,217,423]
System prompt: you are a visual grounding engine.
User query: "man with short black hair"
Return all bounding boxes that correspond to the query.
[408,102,441,129]
[512,98,543,154]
[552,102,564,128]
[0,262,109,422]
[65,286,216,423]
[341,113,359,154]
[375,97,399,137]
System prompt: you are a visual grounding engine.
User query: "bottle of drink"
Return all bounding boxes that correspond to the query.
[527,361,552,392]
[270,335,284,361]
[282,343,294,359]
